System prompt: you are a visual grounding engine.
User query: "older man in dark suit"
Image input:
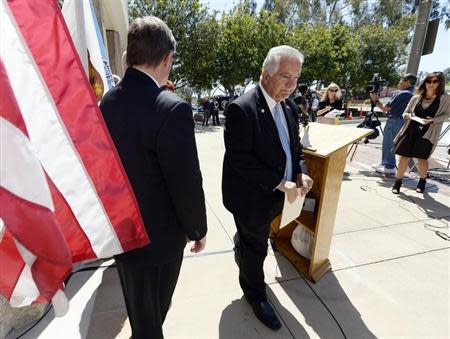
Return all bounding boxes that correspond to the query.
[222,45,313,330]
[100,16,207,339]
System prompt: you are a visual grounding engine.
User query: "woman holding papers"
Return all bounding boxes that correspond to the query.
[316,82,343,117]
[392,71,450,194]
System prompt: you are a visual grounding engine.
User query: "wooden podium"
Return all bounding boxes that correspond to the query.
[270,122,373,282]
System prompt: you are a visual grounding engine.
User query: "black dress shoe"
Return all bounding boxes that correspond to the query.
[392,179,402,194]
[247,299,282,330]
[416,178,426,193]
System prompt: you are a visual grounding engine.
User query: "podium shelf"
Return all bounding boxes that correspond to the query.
[298,210,316,233]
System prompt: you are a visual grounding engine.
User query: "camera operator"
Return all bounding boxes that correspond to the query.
[295,83,309,115]
[370,73,417,175]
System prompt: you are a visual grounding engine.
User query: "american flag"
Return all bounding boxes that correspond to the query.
[0,0,149,316]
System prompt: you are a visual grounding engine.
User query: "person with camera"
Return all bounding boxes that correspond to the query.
[294,84,309,114]
[291,83,312,123]
[391,71,450,194]
[316,83,343,123]
[370,73,417,175]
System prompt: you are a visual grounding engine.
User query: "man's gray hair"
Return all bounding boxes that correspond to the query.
[126,16,176,67]
[262,45,304,75]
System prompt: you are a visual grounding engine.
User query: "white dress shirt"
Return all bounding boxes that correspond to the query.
[259,83,290,139]
[259,83,293,188]
[133,67,161,88]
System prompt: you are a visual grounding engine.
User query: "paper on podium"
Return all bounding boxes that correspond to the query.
[280,188,305,228]
[410,116,426,125]
[324,109,345,118]
[300,125,312,148]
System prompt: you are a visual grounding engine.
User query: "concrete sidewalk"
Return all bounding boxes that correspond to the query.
[9,123,450,339]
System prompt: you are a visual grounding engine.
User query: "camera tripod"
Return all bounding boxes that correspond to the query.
[365,98,384,139]
[296,93,316,125]
[347,98,385,161]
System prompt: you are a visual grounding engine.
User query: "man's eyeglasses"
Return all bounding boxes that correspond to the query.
[425,79,439,84]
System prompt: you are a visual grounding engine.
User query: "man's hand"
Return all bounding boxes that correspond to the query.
[188,236,206,253]
[402,113,411,120]
[295,173,313,196]
[278,180,298,203]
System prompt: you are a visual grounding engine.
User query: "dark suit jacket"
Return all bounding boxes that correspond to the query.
[222,85,302,224]
[100,68,207,265]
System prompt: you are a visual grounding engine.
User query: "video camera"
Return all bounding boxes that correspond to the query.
[366,73,388,94]
[295,83,316,103]
[292,84,318,125]
[356,73,388,143]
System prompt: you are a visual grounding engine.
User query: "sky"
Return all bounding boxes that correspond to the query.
[201,0,450,74]
[418,23,450,73]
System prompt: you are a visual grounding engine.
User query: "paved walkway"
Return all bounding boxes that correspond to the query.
[8,121,450,339]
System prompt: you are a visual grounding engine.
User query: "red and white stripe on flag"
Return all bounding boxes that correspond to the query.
[0,0,149,313]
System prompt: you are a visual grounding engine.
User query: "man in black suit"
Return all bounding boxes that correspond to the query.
[211,100,220,126]
[100,16,207,339]
[202,99,212,126]
[222,45,313,330]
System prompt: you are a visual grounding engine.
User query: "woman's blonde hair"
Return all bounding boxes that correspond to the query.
[321,83,342,102]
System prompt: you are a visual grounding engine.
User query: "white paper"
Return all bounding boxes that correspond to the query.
[300,125,312,148]
[280,188,306,228]
[410,116,426,125]
[324,109,345,118]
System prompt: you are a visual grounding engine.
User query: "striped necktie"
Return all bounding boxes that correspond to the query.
[273,103,292,181]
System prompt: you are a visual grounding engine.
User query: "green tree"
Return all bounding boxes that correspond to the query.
[180,16,220,92]
[288,24,358,94]
[262,0,300,29]
[351,23,411,96]
[215,9,259,95]
[328,25,360,95]
[287,21,411,97]
[263,0,417,28]
[128,0,217,90]
[431,0,450,29]
[288,25,335,85]
[371,0,415,27]
[215,4,285,95]
[443,67,450,84]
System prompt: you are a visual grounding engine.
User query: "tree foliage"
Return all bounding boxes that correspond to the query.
[353,23,411,95]
[263,0,416,27]
[128,0,447,98]
[215,4,285,94]
[444,67,450,84]
[180,16,220,91]
[129,0,216,90]
[287,21,410,96]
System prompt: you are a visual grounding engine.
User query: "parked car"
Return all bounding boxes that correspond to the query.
[191,103,203,113]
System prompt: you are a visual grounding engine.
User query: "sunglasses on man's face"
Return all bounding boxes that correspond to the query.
[425,79,439,84]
